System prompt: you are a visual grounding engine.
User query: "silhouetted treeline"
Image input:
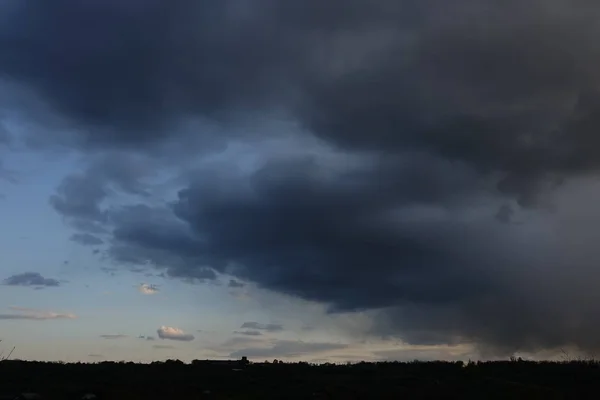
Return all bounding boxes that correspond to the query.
[1,358,600,399]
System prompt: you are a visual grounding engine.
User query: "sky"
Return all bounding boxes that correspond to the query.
[1,0,600,363]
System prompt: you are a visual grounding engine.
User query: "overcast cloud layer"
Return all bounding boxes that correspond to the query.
[2,0,600,356]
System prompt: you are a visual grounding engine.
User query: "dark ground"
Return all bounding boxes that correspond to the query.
[1,359,600,399]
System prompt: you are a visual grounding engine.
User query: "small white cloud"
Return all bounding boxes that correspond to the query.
[157,326,194,341]
[138,283,159,295]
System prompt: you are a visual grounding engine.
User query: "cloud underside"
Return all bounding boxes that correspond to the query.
[4,0,600,354]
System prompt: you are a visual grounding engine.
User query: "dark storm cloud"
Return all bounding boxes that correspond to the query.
[9,0,600,355]
[106,203,217,280]
[4,0,600,201]
[77,152,600,355]
[152,158,497,311]
[0,0,307,148]
[3,272,60,287]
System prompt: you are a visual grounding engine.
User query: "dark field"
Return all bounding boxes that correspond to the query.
[2,359,600,399]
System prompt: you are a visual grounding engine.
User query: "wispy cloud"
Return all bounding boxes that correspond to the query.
[100,334,128,339]
[240,322,284,332]
[3,272,60,287]
[233,330,262,336]
[153,344,175,349]
[0,306,77,320]
[157,326,194,341]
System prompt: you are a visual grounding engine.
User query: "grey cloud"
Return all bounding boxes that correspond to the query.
[50,153,153,231]
[70,233,104,246]
[163,159,495,312]
[495,204,514,224]
[3,272,60,287]
[88,354,104,358]
[228,279,245,288]
[107,203,217,280]
[88,154,600,356]
[50,173,108,225]
[241,322,284,332]
[229,340,349,359]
